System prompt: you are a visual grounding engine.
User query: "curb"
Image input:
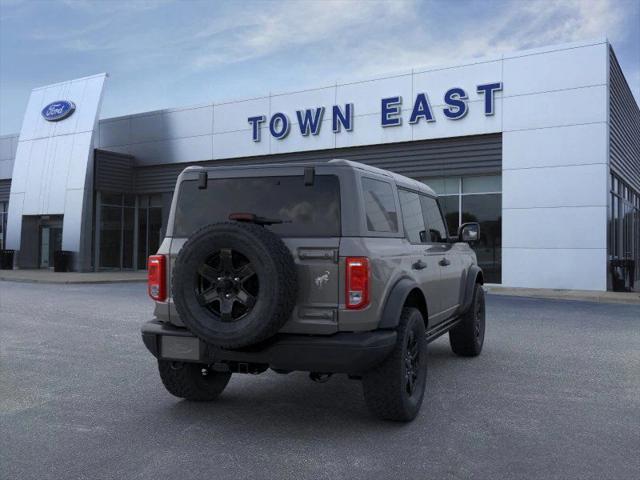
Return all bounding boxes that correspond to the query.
[0,277,146,285]
[485,287,640,306]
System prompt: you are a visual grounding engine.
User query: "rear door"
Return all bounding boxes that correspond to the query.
[398,189,443,319]
[420,195,463,320]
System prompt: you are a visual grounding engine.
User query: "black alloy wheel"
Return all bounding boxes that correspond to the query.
[195,248,259,322]
[404,329,421,396]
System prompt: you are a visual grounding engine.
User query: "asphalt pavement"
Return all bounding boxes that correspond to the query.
[1,281,638,480]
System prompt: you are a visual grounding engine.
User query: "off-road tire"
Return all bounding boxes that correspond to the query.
[449,283,485,357]
[158,360,231,401]
[172,222,297,349]
[362,307,428,422]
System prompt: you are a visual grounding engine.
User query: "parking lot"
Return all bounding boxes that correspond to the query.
[1,281,638,480]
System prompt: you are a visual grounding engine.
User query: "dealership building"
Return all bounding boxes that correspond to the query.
[0,39,638,291]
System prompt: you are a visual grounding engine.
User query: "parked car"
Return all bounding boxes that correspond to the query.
[141,159,485,422]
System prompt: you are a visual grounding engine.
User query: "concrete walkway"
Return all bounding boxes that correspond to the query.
[486,284,640,305]
[0,269,146,284]
[1,269,638,305]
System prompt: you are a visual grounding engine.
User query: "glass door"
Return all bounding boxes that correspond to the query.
[40,226,50,268]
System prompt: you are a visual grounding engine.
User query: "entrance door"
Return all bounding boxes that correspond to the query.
[40,226,50,268]
[39,225,63,268]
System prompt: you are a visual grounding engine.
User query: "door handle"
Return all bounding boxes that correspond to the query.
[439,258,451,267]
[412,260,427,270]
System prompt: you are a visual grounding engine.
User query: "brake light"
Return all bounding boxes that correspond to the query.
[148,255,166,301]
[346,257,369,309]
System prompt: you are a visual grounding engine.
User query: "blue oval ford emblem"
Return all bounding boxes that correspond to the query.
[41,100,76,122]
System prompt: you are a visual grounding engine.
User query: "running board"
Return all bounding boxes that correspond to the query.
[425,316,461,343]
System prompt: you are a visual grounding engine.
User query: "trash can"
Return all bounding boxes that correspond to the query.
[53,250,73,272]
[0,249,14,270]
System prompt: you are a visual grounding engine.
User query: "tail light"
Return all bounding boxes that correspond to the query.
[148,255,166,301]
[346,257,369,309]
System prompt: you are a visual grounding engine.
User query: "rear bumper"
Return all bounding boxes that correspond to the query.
[141,320,396,374]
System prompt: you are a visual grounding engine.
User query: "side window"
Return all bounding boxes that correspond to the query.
[420,195,448,243]
[362,177,398,233]
[399,189,427,243]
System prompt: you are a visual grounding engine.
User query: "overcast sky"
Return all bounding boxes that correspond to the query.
[1,0,638,135]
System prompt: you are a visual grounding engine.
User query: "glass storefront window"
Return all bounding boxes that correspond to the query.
[462,175,501,194]
[439,196,460,237]
[99,204,122,269]
[99,192,155,270]
[423,177,460,196]
[608,173,639,292]
[136,195,163,269]
[123,207,135,269]
[0,201,7,250]
[462,194,502,284]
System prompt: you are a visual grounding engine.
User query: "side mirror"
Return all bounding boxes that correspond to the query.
[458,222,480,243]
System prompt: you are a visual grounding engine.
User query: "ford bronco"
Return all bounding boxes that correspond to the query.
[141,160,485,422]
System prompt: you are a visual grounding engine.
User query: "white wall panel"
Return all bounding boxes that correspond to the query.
[22,138,49,214]
[5,192,24,248]
[335,112,411,148]
[270,86,336,117]
[99,117,130,147]
[214,128,270,159]
[61,188,85,251]
[18,88,45,141]
[74,76,107,133]
[502,248,607,290]
[129,113,165,143]
[413,60,502,103]
[412,99,502,141]
[165,106,213,139]
[503,163,607,209]
[503,123,607,170]
[503,85,607,131]
[47,134,74,212]
[503,44,607,96]
[270,118,334,154]
[128,135,213,166]
[214,97,270,134]
[502,206,607,250]
[336,74,412,116]
[66,132,93,190]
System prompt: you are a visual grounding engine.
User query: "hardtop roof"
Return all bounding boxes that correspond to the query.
[183,159,437,196]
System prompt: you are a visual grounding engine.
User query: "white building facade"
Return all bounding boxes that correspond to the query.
[0,39,638,291]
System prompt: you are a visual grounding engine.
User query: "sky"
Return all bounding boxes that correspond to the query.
[0,0,639,135]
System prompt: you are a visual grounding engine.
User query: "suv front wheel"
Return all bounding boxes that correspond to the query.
[362,307,428,422]
[158,360,232,401]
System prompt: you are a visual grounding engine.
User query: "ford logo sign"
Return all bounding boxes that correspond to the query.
[41,100,76,122]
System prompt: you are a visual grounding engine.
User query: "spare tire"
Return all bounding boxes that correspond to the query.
[172,222,297,349]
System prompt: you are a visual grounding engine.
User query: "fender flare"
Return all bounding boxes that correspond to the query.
[459,265,484,315]
[378,277,424,330]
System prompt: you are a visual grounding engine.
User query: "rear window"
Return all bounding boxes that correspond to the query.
[362,177,398,233]
[173,175,341,237]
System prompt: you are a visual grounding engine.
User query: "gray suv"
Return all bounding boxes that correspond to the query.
[141,160,485,422]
